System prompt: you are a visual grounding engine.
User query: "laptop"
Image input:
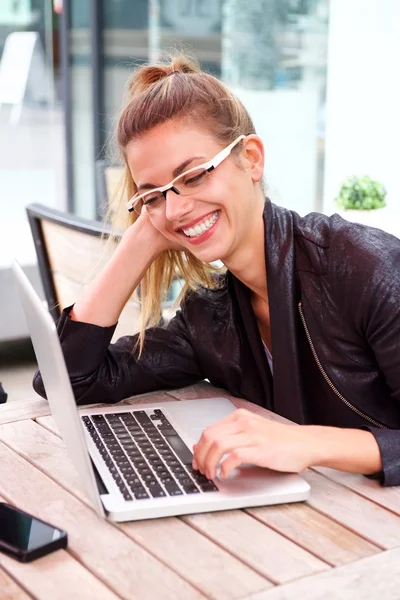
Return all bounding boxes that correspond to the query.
[12,260,310,521]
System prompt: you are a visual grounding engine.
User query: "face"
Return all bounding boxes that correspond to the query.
[126,120,265,266]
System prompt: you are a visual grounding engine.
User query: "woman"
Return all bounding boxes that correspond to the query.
[34,56,400,485]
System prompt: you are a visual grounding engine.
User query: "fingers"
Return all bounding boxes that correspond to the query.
[219,447,258,479]
[193,421,241,473]
[192,409,266,478]
[192,409,258,474]
[200,433,252,480]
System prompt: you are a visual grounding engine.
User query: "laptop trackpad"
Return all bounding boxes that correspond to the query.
[165,397,237,445]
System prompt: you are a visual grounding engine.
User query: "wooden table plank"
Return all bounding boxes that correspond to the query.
[314,467,400,516]
[121,518,273,600]
[1,546,121,600]
[0,568,33,600]
[0,420,91,504]
[0,398,51,425]
[182,510,329,585]
[303,470,400,549]
[246,502,380,567]
[244,547,400,600]
[0,419,273,599]
[0,442,205,600]
[0,494,121,600]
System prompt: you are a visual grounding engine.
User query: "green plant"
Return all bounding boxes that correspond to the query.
[335,176,387,211]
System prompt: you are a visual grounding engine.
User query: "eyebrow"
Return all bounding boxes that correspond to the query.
[136,156,205,192]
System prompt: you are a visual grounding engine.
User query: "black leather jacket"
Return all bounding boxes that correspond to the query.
[33,201,400,485]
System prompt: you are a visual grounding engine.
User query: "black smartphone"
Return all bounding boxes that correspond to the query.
[0,503,68,563]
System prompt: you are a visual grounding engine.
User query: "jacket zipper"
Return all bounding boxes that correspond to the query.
[298,302,386,429]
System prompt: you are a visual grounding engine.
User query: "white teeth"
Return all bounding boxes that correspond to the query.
[183,212,219,238]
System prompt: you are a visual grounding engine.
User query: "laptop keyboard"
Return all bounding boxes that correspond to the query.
[81,408,218,501]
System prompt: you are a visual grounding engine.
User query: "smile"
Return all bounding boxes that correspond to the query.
[182,211,219,238]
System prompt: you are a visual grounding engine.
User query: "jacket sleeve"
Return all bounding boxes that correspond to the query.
[361,251,400,485]
[33,305,205,405]
[341,226,400,485]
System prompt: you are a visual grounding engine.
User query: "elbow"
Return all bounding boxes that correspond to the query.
[32,369,47,399]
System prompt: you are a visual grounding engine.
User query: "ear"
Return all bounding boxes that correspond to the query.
[241,135,265,183]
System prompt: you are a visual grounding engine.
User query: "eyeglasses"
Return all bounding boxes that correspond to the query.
[126,135,246,214]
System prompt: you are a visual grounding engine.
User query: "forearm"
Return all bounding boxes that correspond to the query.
[309,426,382,475]
[71,224,159,327]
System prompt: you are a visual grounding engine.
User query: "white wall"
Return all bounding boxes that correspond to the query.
[234,88,319,216]
[323,0,400,235]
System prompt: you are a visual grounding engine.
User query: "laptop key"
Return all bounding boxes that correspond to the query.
[180,477,197,487]
[152,463,167,473]
[92,415,106,423]
[139,469,153,478]
[164,483,183,496]
[126,426,143,435]
[121,442,138,450]
[116,433,132,441]
[120,465,134,475]
[146,478,160,486]
[110,425,126,432]
[126,474,141,485]
[191,473,210,484]
[134,461,147,470]
[183,484,200,494]
[134,411,152,425]
[120,412,137,422]
[134,489,150,500]
[199,482,219,492]
[175,473,191,484]
[162,435,193,466]
[159,474,175,483]
[149,486,167,498]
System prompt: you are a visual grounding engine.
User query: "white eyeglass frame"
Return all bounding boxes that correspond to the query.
[126,134,246,213]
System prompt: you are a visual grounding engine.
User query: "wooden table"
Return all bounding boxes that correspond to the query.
[1,382,400,600]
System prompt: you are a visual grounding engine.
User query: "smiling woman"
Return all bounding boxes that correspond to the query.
[33,54,400,488]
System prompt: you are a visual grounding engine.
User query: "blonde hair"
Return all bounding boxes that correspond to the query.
[109,53,256,354]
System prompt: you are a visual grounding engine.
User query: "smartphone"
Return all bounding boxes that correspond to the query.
[0,503,68,562]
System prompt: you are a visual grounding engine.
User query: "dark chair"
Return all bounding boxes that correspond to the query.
[26,203,142,341]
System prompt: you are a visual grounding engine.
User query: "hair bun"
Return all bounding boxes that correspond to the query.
[128,54,200,97]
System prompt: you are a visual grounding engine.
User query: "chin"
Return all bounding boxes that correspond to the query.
[190,248,226,265]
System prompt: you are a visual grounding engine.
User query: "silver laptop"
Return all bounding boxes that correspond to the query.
[13,260,309,521]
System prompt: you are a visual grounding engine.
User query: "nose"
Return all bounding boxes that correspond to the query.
[165,188,195,223]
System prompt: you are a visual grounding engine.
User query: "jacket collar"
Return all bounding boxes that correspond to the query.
[264,201,306,422]
[231,201,307,422]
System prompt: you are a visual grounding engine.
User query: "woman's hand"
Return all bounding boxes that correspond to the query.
[123,208,184,258]
[71,208,184,326]
[192,408,383,479]
[192,408,316,479]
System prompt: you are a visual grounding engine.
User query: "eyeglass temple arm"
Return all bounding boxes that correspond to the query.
[212,135,245,168]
